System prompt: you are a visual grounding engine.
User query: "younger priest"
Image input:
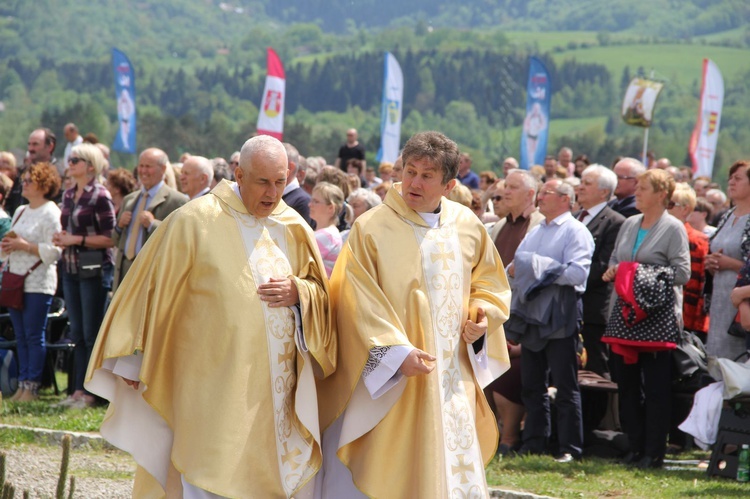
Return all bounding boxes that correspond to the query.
[317,131,511,498]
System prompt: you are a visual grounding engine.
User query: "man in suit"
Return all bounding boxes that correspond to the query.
[576,165,625,377]
[609,158,645,218]
[179,155,213,200]
[281,142,312,226]
[113,148,188,290]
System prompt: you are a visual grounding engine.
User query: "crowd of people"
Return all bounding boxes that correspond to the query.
[1,123,748,495]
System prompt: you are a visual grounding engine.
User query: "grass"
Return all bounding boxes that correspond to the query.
[4,372,749,496]
[550,43,750,86]
[487,454,750,497]
[1,372,107,433]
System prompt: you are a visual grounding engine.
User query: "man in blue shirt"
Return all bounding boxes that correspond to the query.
[505,178,594,463]
[457,152,480,189]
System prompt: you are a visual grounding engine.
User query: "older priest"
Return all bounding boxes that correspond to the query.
[317,131,511,498]
[85,136,336,498]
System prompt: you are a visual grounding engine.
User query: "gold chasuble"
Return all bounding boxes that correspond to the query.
[318,185,511,498]
[85,180,336,498]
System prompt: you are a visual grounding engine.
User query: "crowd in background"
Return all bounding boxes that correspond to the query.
[1,122,748,469]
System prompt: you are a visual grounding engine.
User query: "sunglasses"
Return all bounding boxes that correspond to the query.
[68,157,86,165]
[667,201,684,209]
[492,196,503,202]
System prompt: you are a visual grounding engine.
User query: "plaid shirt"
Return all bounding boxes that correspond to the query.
[683,222,709,334]
[60,179,116,273]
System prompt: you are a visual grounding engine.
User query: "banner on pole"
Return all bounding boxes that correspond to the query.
[111,48,136,154]
[689,59,724,178]
[621,78,664,128]
[257,48,285,140]
[520,57,551,170]
[376,52,403,165]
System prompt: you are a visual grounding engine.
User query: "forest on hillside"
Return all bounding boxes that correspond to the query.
[0,0,749,176]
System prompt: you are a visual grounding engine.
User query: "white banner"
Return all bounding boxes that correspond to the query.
[257,48,285,140]
[377,52,403,164]
[689,59,724,179]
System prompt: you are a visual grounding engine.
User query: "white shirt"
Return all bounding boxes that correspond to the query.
[579,201,608,225]
[0,202,63,295]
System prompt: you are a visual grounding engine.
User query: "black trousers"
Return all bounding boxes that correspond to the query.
[581,323,609,376]
[610,350,672,460]
[521,336,583,457]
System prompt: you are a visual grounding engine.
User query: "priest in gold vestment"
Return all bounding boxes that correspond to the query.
[85,136,336,498]
[316,132,511,498]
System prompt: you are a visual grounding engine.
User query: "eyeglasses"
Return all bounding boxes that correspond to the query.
[617,175,636,181]
[492,196,503,202]
[21,177,33,185]
[68,157,86,165]
[539,189,565,197]
[667,201,684,209]
[229,161,239,166]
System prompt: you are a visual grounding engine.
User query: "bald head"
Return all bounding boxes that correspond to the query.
[613,157,646,199]
[239,135,288,176]
[237,135,289,217]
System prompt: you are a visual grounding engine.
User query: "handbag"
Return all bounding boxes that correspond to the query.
[0,207,42,310]
[727,310,748,338]
[0,261,42,310]
[672,329,708,391]
[77,249,103,279]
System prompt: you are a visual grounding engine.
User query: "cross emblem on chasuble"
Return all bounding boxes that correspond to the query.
[278,342,295,373]
[281,442,302,470]
[451,454,475,484]
[430,242,456,270]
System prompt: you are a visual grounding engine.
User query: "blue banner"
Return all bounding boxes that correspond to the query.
[520,57,551,170]
[111,48,136,154]
[376,52,403,164]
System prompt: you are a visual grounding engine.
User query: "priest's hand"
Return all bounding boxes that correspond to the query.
[399,349,436,377]
[258,277,299,307]
[119,376,140,390]
[462,307,487,344]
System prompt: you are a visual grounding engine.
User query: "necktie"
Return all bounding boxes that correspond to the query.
[578,210,589,222]
[125,193,148,260]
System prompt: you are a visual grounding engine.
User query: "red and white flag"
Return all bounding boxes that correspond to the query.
[257,48,285,140]
[689,59,723,179]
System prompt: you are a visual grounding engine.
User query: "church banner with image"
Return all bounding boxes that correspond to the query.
[621,78,664,128]
[111,48,136,154]
[520,57,551,170]
[689,59,724,179]
[257,48,285,140]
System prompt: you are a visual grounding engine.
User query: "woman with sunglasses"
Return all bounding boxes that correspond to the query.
[602,169,690,468]
[52,143,116,408]
[1,162,62,401]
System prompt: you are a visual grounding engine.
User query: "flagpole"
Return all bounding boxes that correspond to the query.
[641,70,655,166]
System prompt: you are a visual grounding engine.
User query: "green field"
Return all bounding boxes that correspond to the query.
[500,28,750,86]
[551,43,750,86]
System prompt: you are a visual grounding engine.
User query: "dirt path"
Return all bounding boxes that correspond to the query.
[4,444,134,498]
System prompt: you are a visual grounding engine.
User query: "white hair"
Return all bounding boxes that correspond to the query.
[239,135,287,173]
[191,156,214,183]
[507,169,539,200]
[617,157,646,176]
[348,188,382,210]
[582,164,617,198]
[706,188,727,204]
